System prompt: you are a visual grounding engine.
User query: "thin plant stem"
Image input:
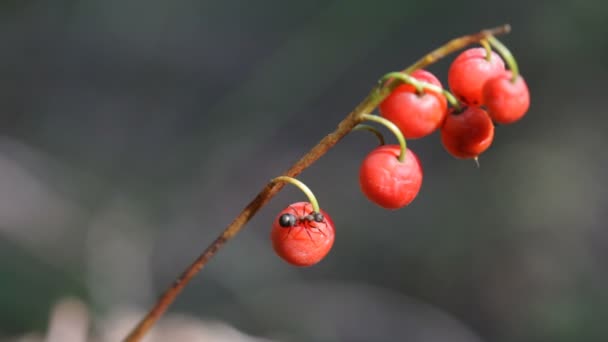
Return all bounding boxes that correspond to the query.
[353,124,385,146]
[123,24,510,342]
[271,176,321,213]
[359,114,407,162]
[488,35,520,81]
[380,71,462,111]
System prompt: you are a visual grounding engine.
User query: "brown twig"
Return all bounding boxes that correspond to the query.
[123,24,510,342]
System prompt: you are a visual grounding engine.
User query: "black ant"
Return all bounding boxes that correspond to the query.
[278,205,327,242]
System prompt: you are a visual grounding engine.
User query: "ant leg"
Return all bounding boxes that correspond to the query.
[282,227,293,241]
[304,227,317,246]
[300,204,309,218]
[309,222,327,237]
[288,205,298,216]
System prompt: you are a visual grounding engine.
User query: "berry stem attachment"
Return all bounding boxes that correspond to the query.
[380,72,462,111]
[353,124,385,146]
[480,39,493,61]
[271,176,321,213]
[122,25,511,342]
[488,35,519,82]
[360,114,407,162]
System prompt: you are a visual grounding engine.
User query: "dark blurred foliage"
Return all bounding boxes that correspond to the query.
[0,0,607,341]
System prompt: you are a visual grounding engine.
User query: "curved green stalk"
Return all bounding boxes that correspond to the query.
[488,35,519,82]
[271,176,320,213]
[379,71,462,111]
[354,124,385,146]
[360,114,407,162]
[480,39,492,61]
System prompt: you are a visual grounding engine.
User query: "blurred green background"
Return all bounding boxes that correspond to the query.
[0,0,607,341]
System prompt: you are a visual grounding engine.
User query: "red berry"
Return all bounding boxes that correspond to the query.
[271,202,335,267]
[483,71,530,124]
[379,69,448,139]
[395,69,448,113]
[448,48,505,106]
[440,106,495,159]
[359,145,423,209]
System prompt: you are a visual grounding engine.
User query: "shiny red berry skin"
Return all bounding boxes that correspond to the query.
[441,107,495,159]
[379,69,447,139]
[359,145,423,209]
[393,69,448,113]
[271,202,335,267]
[448,48,505,106]
[483,71,530,124]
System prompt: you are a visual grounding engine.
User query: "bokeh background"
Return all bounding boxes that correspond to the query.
[1,0,607,341]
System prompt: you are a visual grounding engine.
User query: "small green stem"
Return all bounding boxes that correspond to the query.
[380,72,462,111]
[271,176,320,213]
[480,39,492,61]
[360,114,406,162]
[441,89,462,111]
[354,124,385,146]
[488,35,519,82]
[382,73,423,94]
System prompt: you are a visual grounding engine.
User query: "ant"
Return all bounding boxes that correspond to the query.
[277,204,327,243]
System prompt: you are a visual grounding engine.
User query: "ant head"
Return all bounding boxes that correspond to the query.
[313,212,324,222]
[278,213,297,228]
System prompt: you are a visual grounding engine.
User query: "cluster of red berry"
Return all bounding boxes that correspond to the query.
[271,36,529,268]
[442,41,530,159]
[363,36,529,208]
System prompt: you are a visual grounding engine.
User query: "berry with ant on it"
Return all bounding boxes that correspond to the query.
[270,176,335,267]
[440,106,495,159]
[379,69,448,139]
[271,201,335,267]
[448,47,505,106]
